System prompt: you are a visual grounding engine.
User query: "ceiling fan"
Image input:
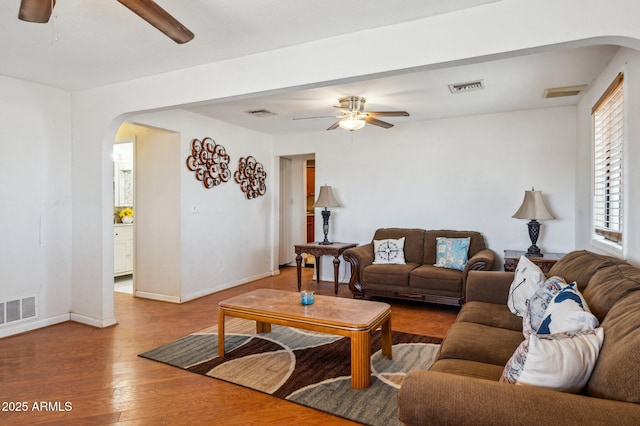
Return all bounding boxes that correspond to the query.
[294,96,410,131]
[18,0,194,44]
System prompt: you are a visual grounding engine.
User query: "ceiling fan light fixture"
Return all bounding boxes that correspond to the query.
[339,118,366,131]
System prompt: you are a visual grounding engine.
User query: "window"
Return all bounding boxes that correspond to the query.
[592,73,624,245]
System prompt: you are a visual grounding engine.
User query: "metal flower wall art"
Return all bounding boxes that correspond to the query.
[186,137,231,189]
[234,156,267,199]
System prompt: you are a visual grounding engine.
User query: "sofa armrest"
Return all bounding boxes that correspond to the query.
[465,248,496,273]
[466,270,514,304]
[343,243,374,295]
[398,370,640,426]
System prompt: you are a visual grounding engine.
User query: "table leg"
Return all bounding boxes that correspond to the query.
[333,255,340,295]
[256,321,271,333]
[295,253,302,291]
[381,316,393,359]
[315,256,321,283]
[218,309,226,357]
[350,330,371,389]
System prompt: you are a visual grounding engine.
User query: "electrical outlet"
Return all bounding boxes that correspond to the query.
[191,204,200,214]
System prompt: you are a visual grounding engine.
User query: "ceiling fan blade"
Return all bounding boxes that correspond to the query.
[327,122,341,130]
[293,115,337,120]
[18,0,55,23]
[117,0,194,44]
[365,117,394,128]
[366,111,410,117]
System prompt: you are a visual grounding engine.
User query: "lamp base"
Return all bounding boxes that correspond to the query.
[524,245,544,257]
[320,208,333,245]
[524,220,544,257]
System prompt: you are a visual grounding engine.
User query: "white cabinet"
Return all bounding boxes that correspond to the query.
[114,224,134,276]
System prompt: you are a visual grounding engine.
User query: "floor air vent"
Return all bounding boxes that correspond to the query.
[0,296,37,326]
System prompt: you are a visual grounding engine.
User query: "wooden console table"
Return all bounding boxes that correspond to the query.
[295,242,357,294]
[504,250,567,274]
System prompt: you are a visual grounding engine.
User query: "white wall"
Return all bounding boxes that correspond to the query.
[0,75,72,337]
[128,110,274,301]
[576,47,640,265]
[62,0,640,329]
[275,107,577,280]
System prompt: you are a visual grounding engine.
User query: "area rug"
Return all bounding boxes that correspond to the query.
[139,317,441,426]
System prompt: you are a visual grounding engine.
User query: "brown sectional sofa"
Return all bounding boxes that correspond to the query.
[343,228,496,306]
[398,250,640,425]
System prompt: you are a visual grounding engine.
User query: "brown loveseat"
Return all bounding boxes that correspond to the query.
[343,228,495,306]
[398,250,640,425]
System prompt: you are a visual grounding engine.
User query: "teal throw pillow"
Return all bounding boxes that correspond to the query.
[434,237,471,271]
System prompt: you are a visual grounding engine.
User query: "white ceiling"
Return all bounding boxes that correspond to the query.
[0,0,619,135]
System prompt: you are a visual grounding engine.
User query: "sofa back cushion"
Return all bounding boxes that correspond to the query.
[582,263,640,322]
[547,250,625,292]
[372,228,425,265]
[423,230,486,264]
[585,291,640,403]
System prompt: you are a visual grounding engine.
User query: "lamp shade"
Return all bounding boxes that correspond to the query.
[314,185,341,208]
[512,189,554,220]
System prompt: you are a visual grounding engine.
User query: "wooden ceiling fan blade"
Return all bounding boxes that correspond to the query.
[366,111,410,117]
[18,0,55,23]
[117,0,194,44]
[327,122,341,130]
[365,117,394,128]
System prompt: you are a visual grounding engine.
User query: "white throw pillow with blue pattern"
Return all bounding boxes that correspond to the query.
[537,283,598,334]
[434,237,471,271]
[507,256,546,317]
[373,238,406,264]
[500,328,604,393]
[523,276,569,337]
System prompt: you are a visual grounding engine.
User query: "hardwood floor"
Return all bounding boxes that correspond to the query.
[0,266,457,425]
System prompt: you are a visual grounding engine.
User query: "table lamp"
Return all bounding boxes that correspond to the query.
[313,185,341,245]
[512,187,554,257]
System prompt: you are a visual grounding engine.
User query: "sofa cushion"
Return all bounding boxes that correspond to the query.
[507,255,546,317]
[434,237,470,271]
[438,322,524,366]
[583,263,640,322]
[373,228,425,264]
[537,284,598,335]
[500,328,604,393]
[423,230,486,264]
[523,276,569,337]
[362,262,419,286]
[430,358,505,381]
[373,237,406,264]
[586,291,640,403]
[456,301,523,332]
[409,265,462,296]
[547,250,625,292]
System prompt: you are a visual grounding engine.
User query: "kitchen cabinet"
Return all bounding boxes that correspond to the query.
[114,224,134,276]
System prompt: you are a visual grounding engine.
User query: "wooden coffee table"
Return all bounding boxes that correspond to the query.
[217,289,392,389]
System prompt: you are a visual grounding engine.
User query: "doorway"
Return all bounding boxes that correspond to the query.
[113,138,135,295]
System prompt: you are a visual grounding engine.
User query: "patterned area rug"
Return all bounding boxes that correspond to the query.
[139,318,441,426]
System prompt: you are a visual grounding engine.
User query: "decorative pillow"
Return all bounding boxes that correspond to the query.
[507,256,546,317]
[373,238,406,264]
[537,283,598,334]
[434,237,471,271]
[522,276,569,337]
[500,328,604,393]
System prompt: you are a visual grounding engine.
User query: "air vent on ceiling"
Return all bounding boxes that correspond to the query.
[448,80,485,94]
[245,109,276,117]
[543,85,588,98]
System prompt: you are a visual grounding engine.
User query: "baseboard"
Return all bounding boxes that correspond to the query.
[0,313,70,339]
[70,312,117,328]
[181,271,275,303]
[134,291,181,304]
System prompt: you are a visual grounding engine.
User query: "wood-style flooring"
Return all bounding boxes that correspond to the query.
[0,266,458,425]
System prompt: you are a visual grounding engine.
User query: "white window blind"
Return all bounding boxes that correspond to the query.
[593,73,623,244]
